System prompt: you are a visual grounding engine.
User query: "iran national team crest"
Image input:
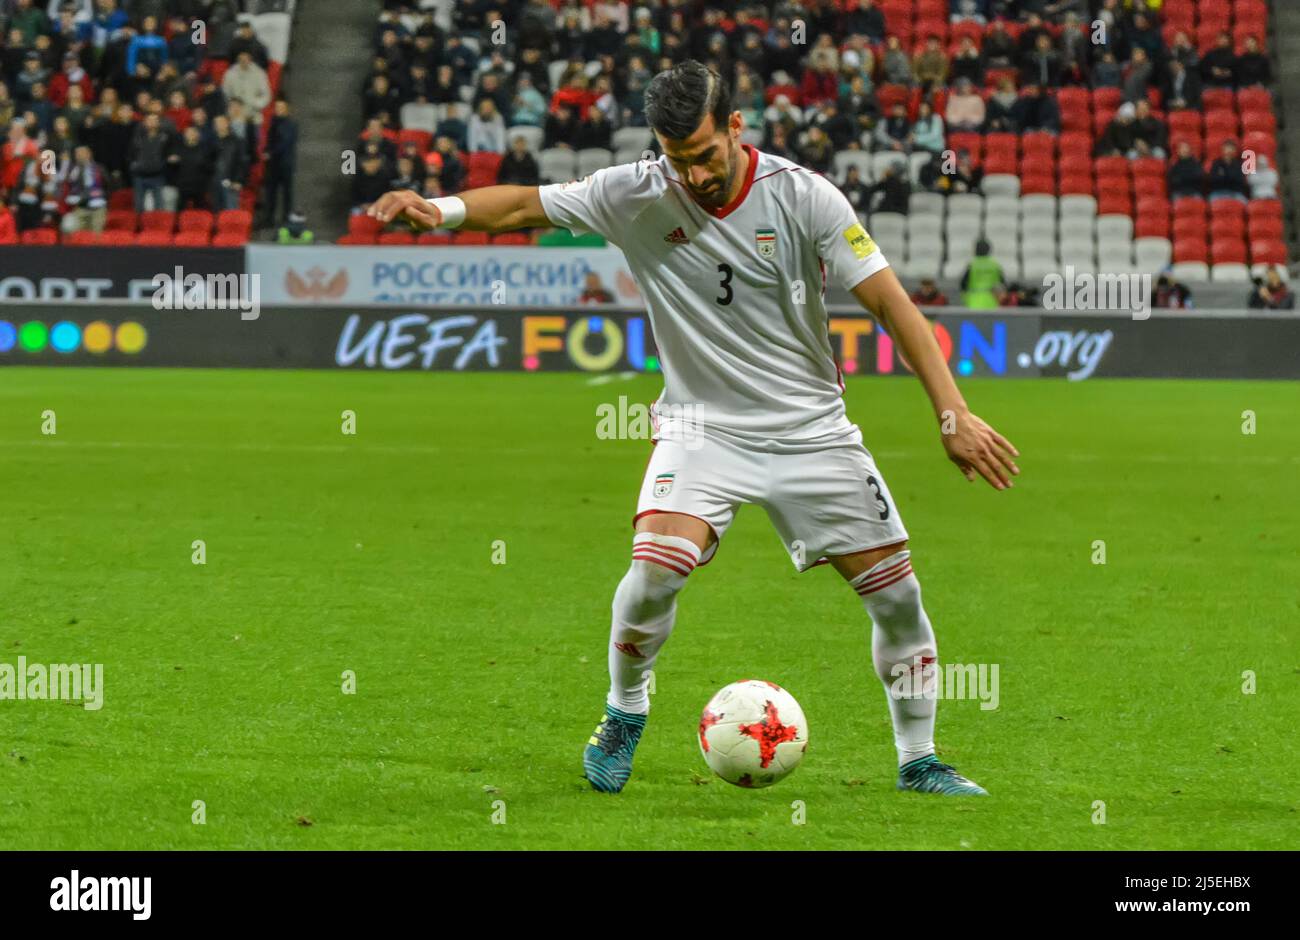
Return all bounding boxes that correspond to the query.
[756,228,776,258]
[653,472,675,498]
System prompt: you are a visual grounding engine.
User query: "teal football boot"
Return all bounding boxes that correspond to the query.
[897,754,989,795]
[583,704,647,793]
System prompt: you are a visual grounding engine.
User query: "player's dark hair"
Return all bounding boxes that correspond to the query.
[644,60,732,140]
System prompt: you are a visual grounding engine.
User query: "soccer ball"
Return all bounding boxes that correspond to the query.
[698,679,808,788]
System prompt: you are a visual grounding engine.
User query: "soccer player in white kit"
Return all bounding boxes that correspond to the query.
[369,61,1020,796]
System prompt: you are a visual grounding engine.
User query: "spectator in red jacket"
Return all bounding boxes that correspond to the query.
[48,52,93,108]
[550,72,595,119]
[0,202,17,244]
[1,119,39,191]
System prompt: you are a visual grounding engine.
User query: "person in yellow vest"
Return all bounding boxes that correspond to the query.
[277,211,314,244]
[960,238,1003,309]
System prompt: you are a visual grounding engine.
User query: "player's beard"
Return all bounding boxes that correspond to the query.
[690,137,738,209]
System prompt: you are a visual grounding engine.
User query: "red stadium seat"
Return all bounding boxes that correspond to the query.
[1247,216,1283,241]
[982,152,1017,175]
[1058,132,1092,160]
[416,232,453,245]
[108,189,134,210]
[1091,87,1122,112]
[1172,240,1209,264]
[1210,216,1245,240]
[1247,198,1283,221]
[377,231,416,245]
[1131,157,1165,180]
[1242,131,1277,161]
[20,228,58,245]
[98,229,134,246]
[1201,88,1235,111]
[1019,174,1055,196]
[1136,195,1170,217]
[134,230,172,246]
[1249,239,1286,265]
[213,209,250,234]
[876,84,910,113]
[139,210,175,233]
[1097,191,1132,216]
[398,129,432,153]
[491,233,530,245]
[1236,86,1271,112]
[1166,110,1201,137]
[178,209,214,233]
[1133,176,1167,200]
[211,231,249,247]
[172,230,211,247]
[1241,110,1276,135]
[348,214,383,238]
[1135,216,1170,239]
[1174,219,1208,243]
[64,230,99,246]
[947,132,981,160]
[1173,197,1207,220]
[336,233,376,245]
[105,209,137,232]
[1209,199,1246,222]
[1093,156,1128,179]
[1059,175,1094,197]
[1020,132,1056,159]
[983,132,1018,159]
[1211,239,1248,265]
[452,230,489,245]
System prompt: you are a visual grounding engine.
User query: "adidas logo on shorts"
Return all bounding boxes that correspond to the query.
[663,227,689,245]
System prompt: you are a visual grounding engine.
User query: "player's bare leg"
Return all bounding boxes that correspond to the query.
[830,542,988,796]
[583,512,714,792]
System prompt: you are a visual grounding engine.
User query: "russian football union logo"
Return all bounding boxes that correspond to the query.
[653,473,675,498]
[756,228,776,258]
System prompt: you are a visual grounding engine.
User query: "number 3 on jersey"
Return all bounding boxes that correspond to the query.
[716,263,733,305]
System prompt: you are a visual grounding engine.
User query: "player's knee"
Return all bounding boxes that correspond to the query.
[851,549,923,623]
[615,532,701,623]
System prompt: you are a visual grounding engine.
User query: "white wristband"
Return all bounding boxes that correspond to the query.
[428,196,466,229]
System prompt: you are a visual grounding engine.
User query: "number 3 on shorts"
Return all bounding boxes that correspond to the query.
[866,474,890,521]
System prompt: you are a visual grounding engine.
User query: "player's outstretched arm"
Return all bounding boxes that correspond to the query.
[851,268,1021,490]
[366,186,549,234]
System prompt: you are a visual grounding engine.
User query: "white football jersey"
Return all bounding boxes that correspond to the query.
[539,144,890,452]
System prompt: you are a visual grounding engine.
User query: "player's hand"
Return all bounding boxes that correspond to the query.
[367,189,441,231]
[942,409,1020,491]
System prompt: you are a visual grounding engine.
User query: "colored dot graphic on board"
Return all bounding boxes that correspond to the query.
[0,321,147,355]
[83,321,113,354]
[51,321,81,353]
[18,321,48,351]
[115,322,147,354]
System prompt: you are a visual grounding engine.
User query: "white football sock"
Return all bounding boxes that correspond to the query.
[605,532,701,714]
[851,550,939,766]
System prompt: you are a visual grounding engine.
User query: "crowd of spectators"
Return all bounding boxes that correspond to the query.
[353,1,1278,220]
[0,0,294,243]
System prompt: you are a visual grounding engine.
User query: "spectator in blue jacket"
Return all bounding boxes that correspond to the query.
[127,16,169,77]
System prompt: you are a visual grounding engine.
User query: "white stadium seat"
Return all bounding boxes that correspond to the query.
[611,127,653,153]
[981,174,1022,197]
[1134,237,1173,273]
[947,192,984,218]
[505,125,544,153]
[1171,261,1210,282]
[577,147,614,177]
[1211,263,1251,282]
[1097,214,1134,243]
[908,191,945,216]
[401,103,439,134]
[538,147,578,183]
[834,150,873,184]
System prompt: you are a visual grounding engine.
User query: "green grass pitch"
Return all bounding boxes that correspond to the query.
[0,367,1296,850]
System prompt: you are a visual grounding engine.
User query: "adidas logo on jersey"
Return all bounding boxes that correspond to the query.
[663,227,690,245]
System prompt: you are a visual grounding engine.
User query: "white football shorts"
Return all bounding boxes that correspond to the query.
[633,432,910,572]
